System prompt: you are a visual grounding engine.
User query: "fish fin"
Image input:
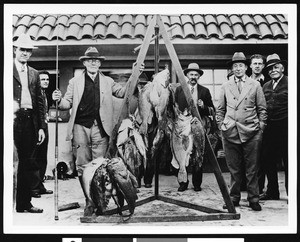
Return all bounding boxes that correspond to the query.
[171,156,179,169]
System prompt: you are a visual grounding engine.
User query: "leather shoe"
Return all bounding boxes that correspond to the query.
[249,202,262,211]
[40,189,53,195]
[259,193,279,200]
[178,181,189,192]
[194,186,202,192]
[17,206,43,213]
[31,192,41,198]
[144,184,152,188]
[223,200,239,209]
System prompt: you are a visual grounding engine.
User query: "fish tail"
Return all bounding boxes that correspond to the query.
[177,168,188,183]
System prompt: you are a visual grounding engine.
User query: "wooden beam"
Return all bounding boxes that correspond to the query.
[156,15,236,214]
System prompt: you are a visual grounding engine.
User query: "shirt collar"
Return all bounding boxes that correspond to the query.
[251,73,264,81]
[273,74,284,83]
[87,72,98,80]
[15,59,27,72]
[234,76,246,83]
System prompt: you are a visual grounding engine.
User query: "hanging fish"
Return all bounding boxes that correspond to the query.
[171,107,193,184]
[138,68,170,135]
[191,117,206,168]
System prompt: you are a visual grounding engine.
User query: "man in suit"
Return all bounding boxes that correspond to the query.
[13,33,46,213]
[216,52,267,211]
[52,47,143,216]
[174,63,215,192]
[259,54,288,200]
[30,71,53,198]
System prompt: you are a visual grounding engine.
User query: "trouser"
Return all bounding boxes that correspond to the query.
[73,122,108,176]
[14,109,37,210]
[31,129,49,192]
[261,118,288,196]
[222,130,262,203]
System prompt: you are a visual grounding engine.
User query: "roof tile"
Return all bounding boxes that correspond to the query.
[50,24,66,40]
[205,14,217,25]
[83,15,95,25]
[216,14,231,25]
[134,15,146,26]
[183,23,195,38]
[232,23,246,38]
[258,23,273,38]
[194,22,207,38]
[12,14,288,42]
[253,14,267,25]
[229,15,243,25]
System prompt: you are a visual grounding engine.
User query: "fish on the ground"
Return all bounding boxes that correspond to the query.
[106,157,138,215]
[171,106,193,183]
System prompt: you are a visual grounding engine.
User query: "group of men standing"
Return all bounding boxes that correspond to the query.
[12,32,288,214]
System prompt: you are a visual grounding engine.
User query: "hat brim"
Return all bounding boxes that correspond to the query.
[264,60,287,70]
[13,44,38,49]
[183,68,204,76]
[79,56,106,61]
[227,60,248,67]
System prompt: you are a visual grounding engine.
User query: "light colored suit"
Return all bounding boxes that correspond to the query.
[58,71,127,141]
[216,76,267,144]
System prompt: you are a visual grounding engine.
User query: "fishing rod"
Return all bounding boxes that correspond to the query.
[54,15,60,221]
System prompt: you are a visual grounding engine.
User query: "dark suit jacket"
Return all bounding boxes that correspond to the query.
[174,84,215,117]
[263,75,288,121]
[13,62,46,137]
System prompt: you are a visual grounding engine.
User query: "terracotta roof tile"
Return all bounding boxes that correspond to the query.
[193,14,205,24]
[94,23,106,38]
[12,14,288,42]
[183,23,195,38]
[216,14,231,25]
[133,23,146,38]
[229,15,243,25]
[241,15,255,25]
[253,14,267,25]
[194,22,207,38]
[170,15,181,25]
[205,14,217,25]
[258,23,273,38]
[220,23,234,38]
[83,15,95,25]
[232,23,246,39]
[245,23,260,38]
[134,15,146,26]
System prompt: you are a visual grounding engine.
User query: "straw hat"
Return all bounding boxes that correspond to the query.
[79,47,106,61]
[13,33,38,49]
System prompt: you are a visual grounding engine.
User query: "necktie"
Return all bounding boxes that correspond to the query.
[237,79,242,93]
[20,65,25,72]
[191,86,194,94]
[273,80,278,90]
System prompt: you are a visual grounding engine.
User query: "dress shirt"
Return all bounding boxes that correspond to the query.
[272,75,283,90]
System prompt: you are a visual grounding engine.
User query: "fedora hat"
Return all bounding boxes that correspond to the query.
[183,63,204,76]
[13,33,38,49]
[265,53,287,70]
[227,52,248,66]
[79,47,106,61]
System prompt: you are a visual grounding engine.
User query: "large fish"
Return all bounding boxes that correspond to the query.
[138,68,170,135]
[171,107,193,184]
[191,117,206,168]
[82,157,111,216]
[106,158,138,215]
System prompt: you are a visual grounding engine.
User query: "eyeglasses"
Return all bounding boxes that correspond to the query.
[86,59,101,64]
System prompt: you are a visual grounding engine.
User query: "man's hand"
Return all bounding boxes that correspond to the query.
[197,99,204,109]
[37,129,45,145]
[132,62,145,74]
[52,89,62,102]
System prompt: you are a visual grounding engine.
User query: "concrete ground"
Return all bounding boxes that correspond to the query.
[12,171,288,231]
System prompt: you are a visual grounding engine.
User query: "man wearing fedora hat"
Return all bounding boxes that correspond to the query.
[13,33,46,213]
[52,46,143,216]
[259,53,288,201]
[216,52,267,211]
[174,63,215,192]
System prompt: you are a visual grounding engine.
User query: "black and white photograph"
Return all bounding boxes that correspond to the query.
[2,3,297,238]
